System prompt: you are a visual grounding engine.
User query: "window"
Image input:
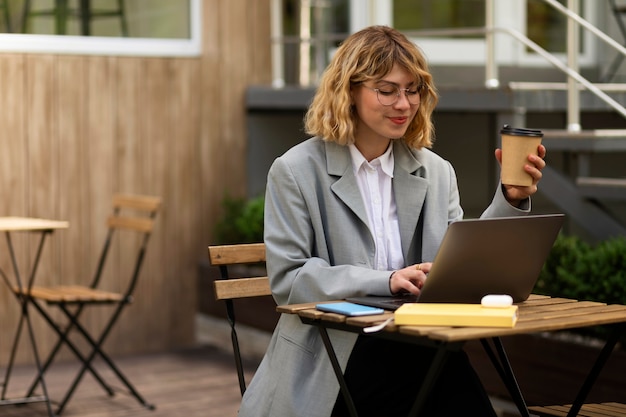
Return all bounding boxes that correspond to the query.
[393,0,485,38]
[0,0,201,56]
[350,0,597,67]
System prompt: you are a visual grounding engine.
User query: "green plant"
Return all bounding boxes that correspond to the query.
[214,194,265,244]
[535,233,626,342]
[536,234,626,304]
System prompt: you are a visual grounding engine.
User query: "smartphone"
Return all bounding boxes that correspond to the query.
[316,302,385,316]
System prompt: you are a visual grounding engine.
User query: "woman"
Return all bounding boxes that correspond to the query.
[238,25,546,417]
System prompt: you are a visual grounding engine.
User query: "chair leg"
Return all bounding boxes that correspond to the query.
[226,299,247,396]
[25,300,115,398]
[1,309,25,400]
[23,302,57,417]
[55,303,154,414]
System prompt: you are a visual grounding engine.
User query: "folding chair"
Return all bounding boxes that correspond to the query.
[14,193,161,414]
[207,243,272,396]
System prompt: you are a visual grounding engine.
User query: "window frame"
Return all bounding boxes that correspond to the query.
[351,0,598,68]
[0,0,202,57]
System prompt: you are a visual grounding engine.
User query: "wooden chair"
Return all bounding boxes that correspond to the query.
[14,193,161,414]
[207,243,271,396]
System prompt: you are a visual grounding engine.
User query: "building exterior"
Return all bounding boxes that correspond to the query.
[0,0,272,363]
[248,0,626,241]
[0,0,625,364]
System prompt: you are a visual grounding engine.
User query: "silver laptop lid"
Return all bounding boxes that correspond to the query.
[417,214,565,304]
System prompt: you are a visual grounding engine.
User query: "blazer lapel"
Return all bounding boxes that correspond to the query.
[393,141,428,262]
[325,140,428,261]
[326,142,370,228]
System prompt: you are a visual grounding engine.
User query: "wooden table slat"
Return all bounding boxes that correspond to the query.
[427,308,626,342]
[279,297,626,344]
[519,303,625,322]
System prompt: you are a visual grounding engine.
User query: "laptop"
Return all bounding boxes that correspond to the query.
[347,213,565,310]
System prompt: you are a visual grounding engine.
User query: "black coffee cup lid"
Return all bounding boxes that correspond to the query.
[500,124,543,137]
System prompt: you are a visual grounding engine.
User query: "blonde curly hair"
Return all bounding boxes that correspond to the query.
[304,25,438,149]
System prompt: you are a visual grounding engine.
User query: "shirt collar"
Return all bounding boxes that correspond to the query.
[348,142,395,178]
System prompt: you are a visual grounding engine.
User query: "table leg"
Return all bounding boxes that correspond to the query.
[566,324,623,417]
[481,338,530,417]
[0,267,25,400]
[1,231,56,417]
[318,326,359,417]
[406,346,451,417]
[317,322,465,417]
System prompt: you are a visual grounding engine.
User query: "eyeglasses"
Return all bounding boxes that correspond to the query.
[363,84,424,106]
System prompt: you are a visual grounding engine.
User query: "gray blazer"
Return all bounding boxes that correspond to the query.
[238,137,529,417]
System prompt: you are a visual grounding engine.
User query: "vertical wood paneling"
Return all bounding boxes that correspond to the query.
[26,55,57,218]
[248,0,272,85]
[220,0,247,192]
[83,56,117,353]
[0,1,272,364]
[166,58,202,343]
[24,55,61,363]
[132,58,171,353]
[53,56,88,362]
[56,55,87,287]
[112,56,144,353]
[200,0,227,248]
[0,54,27,359]
[0,55,27,214]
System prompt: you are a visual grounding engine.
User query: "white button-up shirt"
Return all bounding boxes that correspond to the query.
[349,143,404,271]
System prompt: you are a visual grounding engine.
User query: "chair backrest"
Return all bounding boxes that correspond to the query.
[90,193,162,298]
[207,242,271,396]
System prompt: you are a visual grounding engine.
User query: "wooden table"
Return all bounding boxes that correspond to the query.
[0,217,69,417]
[278,295,626,417]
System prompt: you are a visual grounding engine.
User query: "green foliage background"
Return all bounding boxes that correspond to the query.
[214,195,265,244]
[535,234,626,343]
[536,234,626,304]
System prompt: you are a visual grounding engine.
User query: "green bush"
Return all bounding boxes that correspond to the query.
[214,194,265,244]
[536,234,626,304]
[535,233,626,342]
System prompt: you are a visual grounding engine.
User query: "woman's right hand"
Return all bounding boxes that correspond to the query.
[389,262,432,295]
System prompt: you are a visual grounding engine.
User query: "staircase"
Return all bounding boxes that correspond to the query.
[507,82,626,241]
[501,0,626,243]
[540,129,626,240]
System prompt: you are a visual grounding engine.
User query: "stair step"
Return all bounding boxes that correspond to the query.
[509,81,626,92]
[577,176,626,200]
[541,129,626,151]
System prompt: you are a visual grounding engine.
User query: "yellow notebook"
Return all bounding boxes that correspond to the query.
[394,303,518,328]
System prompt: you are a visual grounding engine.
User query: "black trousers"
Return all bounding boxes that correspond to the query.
[331,336,498,417]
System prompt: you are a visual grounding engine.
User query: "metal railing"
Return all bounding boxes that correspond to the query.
[270,0,626,131]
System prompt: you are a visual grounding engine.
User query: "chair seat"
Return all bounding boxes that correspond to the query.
[15,285,125,304]
[529,402,626,416]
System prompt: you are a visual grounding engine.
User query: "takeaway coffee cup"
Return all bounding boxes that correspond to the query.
[500,125,543,186]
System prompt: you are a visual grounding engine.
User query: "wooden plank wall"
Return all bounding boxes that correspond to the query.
[0,0,271,364]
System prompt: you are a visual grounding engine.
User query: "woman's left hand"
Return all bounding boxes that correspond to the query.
[495,144,547,206]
